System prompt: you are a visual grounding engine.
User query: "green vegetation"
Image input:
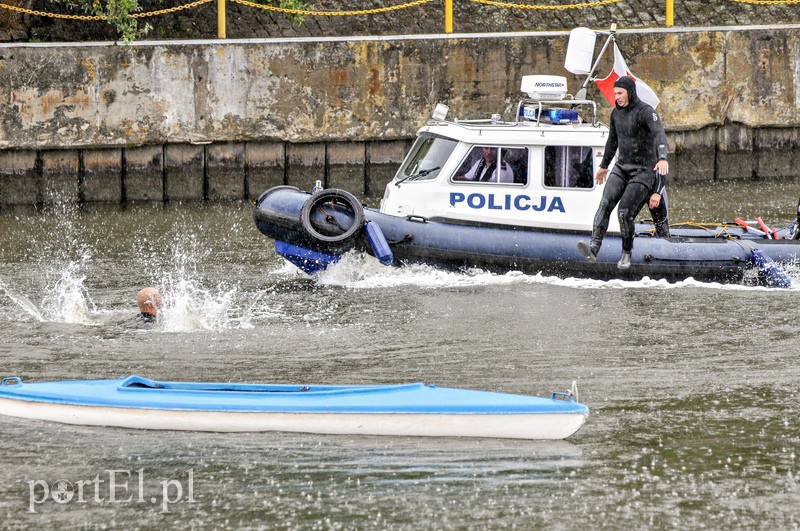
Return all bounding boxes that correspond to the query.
[51,0,149,42]
[48,0,306,43]
[278,0,306,26]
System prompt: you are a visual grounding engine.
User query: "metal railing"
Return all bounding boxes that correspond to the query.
[2,0,797,39]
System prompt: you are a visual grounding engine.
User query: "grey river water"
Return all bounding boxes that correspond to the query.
[1,179,800,528]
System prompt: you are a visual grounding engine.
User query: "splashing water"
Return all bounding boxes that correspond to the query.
[0,262,97,324]
[1,216,264,330]
[2,265,260,331]
[0,279,45,322]
[157,276,248,332]
[135,215,259,332]
[40,262,97,325]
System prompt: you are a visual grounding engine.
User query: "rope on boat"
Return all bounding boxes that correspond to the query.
[551,382,579,402]
[672,221,732,235]
[639,220,742,239]
[570,381,579,404]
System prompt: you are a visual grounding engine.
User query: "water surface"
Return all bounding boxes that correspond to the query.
[1,180,800,528]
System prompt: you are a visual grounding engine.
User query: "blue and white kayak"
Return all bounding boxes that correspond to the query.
[0,375,588,440]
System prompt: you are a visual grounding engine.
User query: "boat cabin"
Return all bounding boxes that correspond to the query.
[381,75,619,233]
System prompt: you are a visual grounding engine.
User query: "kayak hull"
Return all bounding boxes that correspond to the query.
[0,376,588,440]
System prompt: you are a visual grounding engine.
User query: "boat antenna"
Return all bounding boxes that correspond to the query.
[574,23,616,101]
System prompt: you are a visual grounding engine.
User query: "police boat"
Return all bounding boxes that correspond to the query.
[0,375,588,440]
[253,74,800,288]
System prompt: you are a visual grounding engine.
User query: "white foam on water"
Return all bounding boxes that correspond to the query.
[316,252,516,289]
[272,260,314,279]
[1,264,275,332]
[296,251,800,292]
[0,261,101,325]
[40,264,98,325]
[0,279,46,322]
[0,200,103,325]
[137,222,281,332]
[153,230,288,331]
[157,276,247,333]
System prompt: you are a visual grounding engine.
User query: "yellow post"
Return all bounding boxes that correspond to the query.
[666,0,673,26]
[445,0,453,33]
[218,0,227,38]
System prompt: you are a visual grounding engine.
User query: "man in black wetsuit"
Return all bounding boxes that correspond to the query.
[577,76,670,270]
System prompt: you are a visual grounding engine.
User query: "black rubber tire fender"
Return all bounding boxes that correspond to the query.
[300,189,365,244]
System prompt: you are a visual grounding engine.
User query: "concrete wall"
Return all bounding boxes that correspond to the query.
[0,140,411,207]
[2,26,800,207]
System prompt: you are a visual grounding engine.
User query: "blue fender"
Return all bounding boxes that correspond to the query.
[751,249,792,288]
[365,220,394,266]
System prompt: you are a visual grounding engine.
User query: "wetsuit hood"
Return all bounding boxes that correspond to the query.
[613,76,639,109]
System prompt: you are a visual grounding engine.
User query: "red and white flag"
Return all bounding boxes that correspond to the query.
[595,43,660,109]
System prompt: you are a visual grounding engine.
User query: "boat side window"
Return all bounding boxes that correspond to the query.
[395,135,457,182]
[544,146,594,189]
[452,146,528,184]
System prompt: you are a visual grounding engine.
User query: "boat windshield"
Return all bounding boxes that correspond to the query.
[395,134,457,183]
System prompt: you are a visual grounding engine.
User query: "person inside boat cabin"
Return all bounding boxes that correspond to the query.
[544,146,594,188]
[454,146,515,183]
[136,287,163,323]
[577,75,670,270]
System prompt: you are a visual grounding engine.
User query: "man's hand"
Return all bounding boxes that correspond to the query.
[595,167,609,185]
[654,159,669,176]
[649,193,661,209]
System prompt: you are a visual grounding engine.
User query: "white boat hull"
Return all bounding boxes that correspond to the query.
[0,397,587,440]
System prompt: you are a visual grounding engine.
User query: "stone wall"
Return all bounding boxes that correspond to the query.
[1,26,800,207]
